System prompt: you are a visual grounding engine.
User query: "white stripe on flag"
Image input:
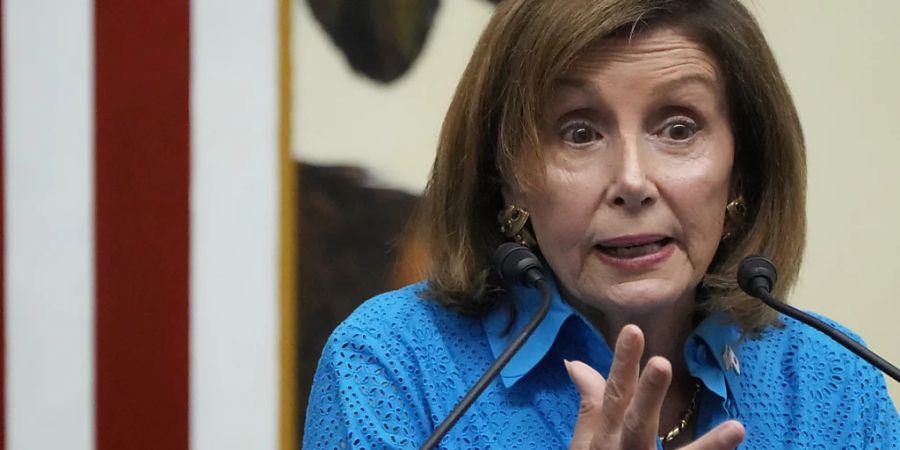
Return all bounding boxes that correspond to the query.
[190,0,280,448]
[3,0,94,449]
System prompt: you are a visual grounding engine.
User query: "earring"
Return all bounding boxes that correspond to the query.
[498,205,538,248]
[722,196,746,241]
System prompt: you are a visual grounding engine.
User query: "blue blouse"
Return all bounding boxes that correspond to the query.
[304,281,900,449]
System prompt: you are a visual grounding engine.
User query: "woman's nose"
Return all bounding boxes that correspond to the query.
[606,136,657,210]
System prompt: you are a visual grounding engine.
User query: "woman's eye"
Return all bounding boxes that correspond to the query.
[560,123,600,145]
[659,119,699,141]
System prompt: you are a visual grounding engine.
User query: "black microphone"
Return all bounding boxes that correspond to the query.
[420,243,553,449]
[493,242,546,288]
[737,255,900,383]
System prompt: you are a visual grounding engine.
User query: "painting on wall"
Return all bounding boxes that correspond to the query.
[293,0,499,436]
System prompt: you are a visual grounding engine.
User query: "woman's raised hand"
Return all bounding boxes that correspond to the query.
[567,325,745,450]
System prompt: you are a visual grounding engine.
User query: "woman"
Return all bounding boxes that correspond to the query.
[305,0,900,448]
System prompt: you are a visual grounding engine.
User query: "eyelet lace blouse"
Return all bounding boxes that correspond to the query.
[304,282,900,449]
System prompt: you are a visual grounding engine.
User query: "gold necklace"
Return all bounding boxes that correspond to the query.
[660,379,702,443]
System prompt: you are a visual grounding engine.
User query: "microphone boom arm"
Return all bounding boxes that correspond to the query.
[755,289,900,383]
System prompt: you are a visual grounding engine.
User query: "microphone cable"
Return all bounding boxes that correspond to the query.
[420,243,553,449]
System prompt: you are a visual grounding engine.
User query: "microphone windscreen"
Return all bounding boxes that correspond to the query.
[492,243,543,286]
[737,255,778,296]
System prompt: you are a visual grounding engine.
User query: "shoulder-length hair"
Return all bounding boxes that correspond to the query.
[413,0,806,333]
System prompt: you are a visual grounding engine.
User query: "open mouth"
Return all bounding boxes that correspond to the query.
[596,237,673,259]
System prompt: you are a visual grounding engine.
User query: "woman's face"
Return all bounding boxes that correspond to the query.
[507,27,733,316]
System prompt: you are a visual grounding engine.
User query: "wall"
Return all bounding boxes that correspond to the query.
[748,0,900,404]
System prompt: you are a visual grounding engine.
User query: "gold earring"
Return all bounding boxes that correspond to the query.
[726,196,746,217]
[498,205,538,248]
[722,196,746,241]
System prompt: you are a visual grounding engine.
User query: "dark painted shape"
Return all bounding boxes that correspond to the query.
[306,0,440,83]
[296,163,419,438]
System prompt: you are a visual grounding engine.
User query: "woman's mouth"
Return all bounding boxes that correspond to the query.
[597,237,673,258]
[594,236,675,270]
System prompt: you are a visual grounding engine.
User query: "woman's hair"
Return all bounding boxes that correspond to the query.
[413,0,806,333]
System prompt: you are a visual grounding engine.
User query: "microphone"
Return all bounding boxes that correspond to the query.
[493,242,546,288]
[737,255,900,383]
[420,243,553,449]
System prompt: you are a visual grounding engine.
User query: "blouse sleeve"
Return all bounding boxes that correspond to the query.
[303,322,432,449]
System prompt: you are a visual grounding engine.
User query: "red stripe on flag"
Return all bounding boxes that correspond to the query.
[94,0,190,448]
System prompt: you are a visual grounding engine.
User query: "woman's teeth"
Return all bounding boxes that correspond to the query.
[599,239,669,258]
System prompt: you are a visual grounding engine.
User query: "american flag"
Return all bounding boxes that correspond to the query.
[2,0,297,449]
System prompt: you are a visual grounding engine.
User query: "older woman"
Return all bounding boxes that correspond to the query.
[304,0,900,448]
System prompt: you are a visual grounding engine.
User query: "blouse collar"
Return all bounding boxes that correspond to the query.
[481,277,745,415]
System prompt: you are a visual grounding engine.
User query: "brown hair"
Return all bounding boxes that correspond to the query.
[413,0,806,333]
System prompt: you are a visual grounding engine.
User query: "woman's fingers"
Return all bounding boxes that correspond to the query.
[597,324,645,436]
[567,359,608,449]
[619,356,672,449]
[569,325,705,450]
[687,421,745,450]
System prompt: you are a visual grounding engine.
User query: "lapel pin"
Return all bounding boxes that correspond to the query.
[723,345,741,375]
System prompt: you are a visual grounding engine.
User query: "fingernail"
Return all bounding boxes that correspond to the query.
[563,359,574,381]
